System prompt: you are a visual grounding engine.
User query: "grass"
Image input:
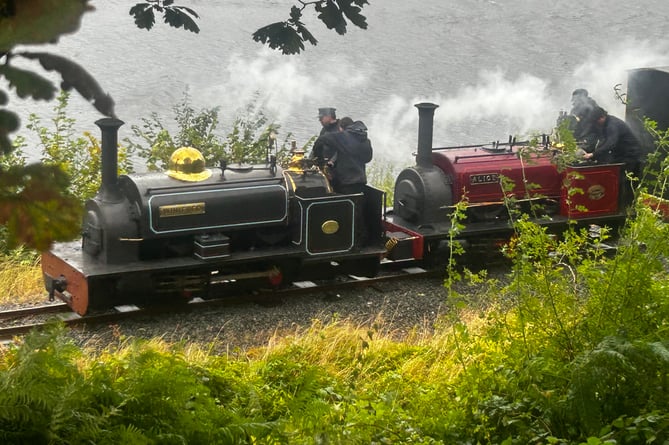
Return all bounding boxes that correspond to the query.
[0,256,43,306]
[2,208,669,443]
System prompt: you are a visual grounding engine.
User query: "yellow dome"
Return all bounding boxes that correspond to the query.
[166,146,212,182]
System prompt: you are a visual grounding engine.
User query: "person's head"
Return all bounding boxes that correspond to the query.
[339,116,354,130]
[318,107,337,126]
[571,88,589,106]
[572,88,589,98]
[591,106,608,125]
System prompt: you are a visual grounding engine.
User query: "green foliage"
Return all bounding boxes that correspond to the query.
[0,161,82,251]
[367,159,396,205]
[639,118,669,199]
[125,94,291,170]
[0,0,91,50]
[0,90,132,252]
[0,327,280,443]
[426,123,669,443]
[27,90,134,201]
[0,323,102,443]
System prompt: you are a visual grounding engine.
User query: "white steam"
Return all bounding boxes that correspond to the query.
[195,39,669,171]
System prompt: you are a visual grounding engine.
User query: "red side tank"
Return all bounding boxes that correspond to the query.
[431,146,562,204]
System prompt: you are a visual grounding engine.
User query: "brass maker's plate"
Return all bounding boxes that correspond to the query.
[159,202,206,218]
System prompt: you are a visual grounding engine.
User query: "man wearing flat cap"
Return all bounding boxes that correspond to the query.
[311,107,340,162]
[318,107,339,135]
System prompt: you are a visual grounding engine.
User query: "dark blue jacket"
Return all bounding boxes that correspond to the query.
[313,121,373,189]
[329,121,373,187]
[593,114,642,172]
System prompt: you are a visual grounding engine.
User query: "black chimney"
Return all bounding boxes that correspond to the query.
[415,102,439,167]
[95,118,125,202]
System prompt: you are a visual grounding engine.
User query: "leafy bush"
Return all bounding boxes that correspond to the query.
[124,93,293,170]
[0,90,132,258]
[25,90,134,202]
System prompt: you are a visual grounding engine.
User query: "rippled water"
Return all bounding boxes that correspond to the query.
[7,0,669,165]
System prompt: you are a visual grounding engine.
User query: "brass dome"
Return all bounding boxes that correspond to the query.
[166,146,212,182]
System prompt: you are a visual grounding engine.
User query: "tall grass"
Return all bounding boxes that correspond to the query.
[0,251,42,305]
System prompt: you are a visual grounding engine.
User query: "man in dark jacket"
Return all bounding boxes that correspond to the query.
[583,107,643,207]
[583,107,642,176]
[311,107,340,161]
[319,118,373,195]
[313,118,374,245]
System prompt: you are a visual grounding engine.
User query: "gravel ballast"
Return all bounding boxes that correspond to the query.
[65,275,461,354]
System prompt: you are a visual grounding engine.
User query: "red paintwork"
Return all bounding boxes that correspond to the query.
[432,147,562,203]
[431,146,621,219]
[560,164,621,217]
[41,250,89,316]
[382,220,425,259]
[640,193,669,221]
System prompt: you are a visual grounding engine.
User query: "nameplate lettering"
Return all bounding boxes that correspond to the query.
[470,173,500,185]
[159,202,206,217]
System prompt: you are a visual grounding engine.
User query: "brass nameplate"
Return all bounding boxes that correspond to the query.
[159,202,205,217]
[470,173,500,185]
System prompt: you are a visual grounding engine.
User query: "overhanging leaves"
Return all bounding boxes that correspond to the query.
[315,1,348,35]
[129,3,156,30]
[17,51,116,118]
[339,0,368,29]
[0,108,18,155]
[130,1,200,33]
[252,6,318,55]
[0,109,20,155]
[253,22,307,55]
[253,1,368,54]
[0,64,57,101]
[0,163,83,250]
[0,0,92,51]
[163,7,200,33]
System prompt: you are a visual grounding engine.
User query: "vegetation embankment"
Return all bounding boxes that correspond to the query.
[1,97,669,443]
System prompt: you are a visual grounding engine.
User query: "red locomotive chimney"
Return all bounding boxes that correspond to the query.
[415,102,439,167]
[95,118,125,202]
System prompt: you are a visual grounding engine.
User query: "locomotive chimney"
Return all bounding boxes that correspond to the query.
[95,117,125,202]
[415,102,439,167]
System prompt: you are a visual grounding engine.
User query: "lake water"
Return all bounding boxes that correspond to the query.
[7,0,669,166]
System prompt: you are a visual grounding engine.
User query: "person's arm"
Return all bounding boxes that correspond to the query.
[358,139,373,163]
[311,135,331,160]
[592,120,621,159]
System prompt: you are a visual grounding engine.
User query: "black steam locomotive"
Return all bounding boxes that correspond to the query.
[43,66,669,315]
[42,123,386,315]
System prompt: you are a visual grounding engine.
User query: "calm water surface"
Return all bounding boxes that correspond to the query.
[8,0,669,165]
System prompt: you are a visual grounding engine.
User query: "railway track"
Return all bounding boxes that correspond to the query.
[0,264,435,342]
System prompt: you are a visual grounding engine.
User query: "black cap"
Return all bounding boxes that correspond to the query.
[318,107,336,118]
